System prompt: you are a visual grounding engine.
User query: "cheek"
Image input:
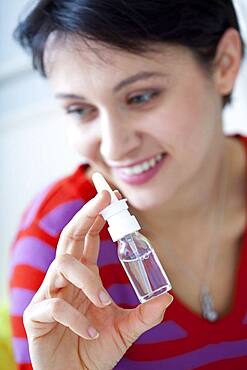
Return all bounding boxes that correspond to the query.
[67,125,99,161]
[145,84,216,160]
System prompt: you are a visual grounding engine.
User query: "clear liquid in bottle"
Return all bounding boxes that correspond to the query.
[118,231,171,303]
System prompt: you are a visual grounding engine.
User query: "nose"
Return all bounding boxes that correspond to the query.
[99,110,141,162]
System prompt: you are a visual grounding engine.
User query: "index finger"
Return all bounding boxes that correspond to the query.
[56,190,111,259]
[83,189,123,264]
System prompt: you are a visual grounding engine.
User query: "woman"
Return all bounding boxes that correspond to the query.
[10,1,247,369]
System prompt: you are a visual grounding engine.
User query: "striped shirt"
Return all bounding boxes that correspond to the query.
[9,135,247,370]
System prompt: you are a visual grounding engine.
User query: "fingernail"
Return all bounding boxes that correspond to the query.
[54,274,65,289]
[99,290,112,305]
[87,326,99,339]
[165,293,174,307]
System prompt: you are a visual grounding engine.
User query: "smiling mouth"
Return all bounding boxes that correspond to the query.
[109,152,167,187]
[116,153,166,176]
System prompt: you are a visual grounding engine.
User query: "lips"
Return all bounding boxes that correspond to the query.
[111,153,164,169]
[112,153,167,185]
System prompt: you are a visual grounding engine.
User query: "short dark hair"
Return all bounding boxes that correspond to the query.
[14,0,244,105]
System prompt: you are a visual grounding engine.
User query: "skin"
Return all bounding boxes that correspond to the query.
[24,191,173,370]
[24,28,245,369]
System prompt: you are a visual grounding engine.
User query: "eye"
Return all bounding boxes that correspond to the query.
[65,105,96,121]
[127,91,160,105]
[66,106,89,117]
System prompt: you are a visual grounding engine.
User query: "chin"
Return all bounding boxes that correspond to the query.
[110,166,177,210]
[125,188,171,211]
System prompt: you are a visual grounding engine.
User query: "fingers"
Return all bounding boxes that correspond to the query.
[122,293,173,345]
[83,215,105,265]
[57,188,122,263]
[82,189,123,264]
[24,298,99,340]
[113,189,122,200]
[30,188,121,310]
[34,253,112,308]
[55,254,112,307]
[56,190,111,260]
[32,188,121,305]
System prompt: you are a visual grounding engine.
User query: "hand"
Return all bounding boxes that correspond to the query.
[23,190,173,370]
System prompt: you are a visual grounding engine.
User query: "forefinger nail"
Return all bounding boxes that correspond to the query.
[165,293,174,307]
[87,326,99,339]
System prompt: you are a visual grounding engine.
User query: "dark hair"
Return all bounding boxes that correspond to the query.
[14,0,244,105]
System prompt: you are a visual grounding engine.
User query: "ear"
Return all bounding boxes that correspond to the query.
[213,28,242,96]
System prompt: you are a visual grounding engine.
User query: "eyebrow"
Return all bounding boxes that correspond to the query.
[55,71,165,100]
[55,93,87,100]
[113,71,166,92]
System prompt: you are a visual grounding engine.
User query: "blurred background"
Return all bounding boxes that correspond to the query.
[0,0,247,301]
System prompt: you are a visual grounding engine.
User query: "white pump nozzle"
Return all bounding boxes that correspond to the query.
[92,172,141,241]
[92,172,118,203]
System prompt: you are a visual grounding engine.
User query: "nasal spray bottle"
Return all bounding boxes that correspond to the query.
[92,172,172,303]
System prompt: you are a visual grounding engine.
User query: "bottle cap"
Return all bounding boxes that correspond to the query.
[92,172,141,241]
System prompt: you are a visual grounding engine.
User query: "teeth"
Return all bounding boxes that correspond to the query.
[122,153,164,175]
[133,165,143,174]
[142,162,150,171]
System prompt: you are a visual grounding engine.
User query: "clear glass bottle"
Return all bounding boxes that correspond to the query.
[118,232,171,303]
[92,172,172,303]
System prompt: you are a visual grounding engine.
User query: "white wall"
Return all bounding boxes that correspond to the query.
[0,0,247,300]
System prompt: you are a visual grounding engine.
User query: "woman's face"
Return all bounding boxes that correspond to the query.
[47,39,223,210]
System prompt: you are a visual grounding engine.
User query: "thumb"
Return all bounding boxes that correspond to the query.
[127,293,173,343]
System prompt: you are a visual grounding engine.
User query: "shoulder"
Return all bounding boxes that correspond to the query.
[16,164,95,241]
[9,164,96,290]
[32,164,92,237]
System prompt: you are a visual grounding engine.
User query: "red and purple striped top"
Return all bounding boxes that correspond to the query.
[9,135,247,370]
